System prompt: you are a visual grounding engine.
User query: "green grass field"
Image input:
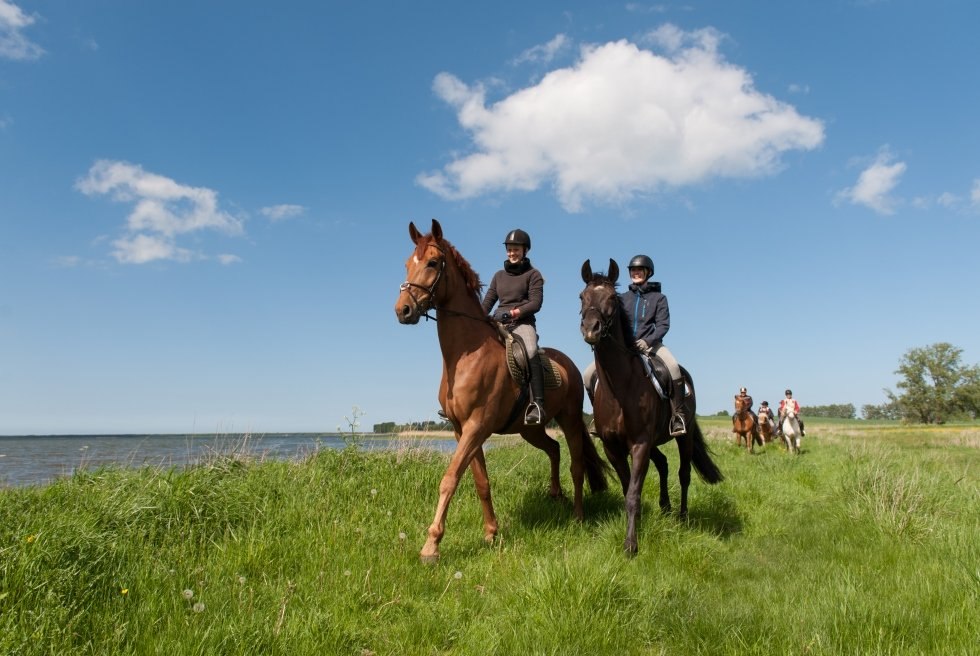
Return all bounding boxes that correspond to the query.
[2,419,977,655]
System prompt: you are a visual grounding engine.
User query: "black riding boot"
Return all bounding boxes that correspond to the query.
[669,377,687,436]
[525,355,546,425]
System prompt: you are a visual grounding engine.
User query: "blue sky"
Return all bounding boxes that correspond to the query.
[2,1,979,435]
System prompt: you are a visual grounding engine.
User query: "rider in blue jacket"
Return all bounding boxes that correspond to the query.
[620,254,687,436]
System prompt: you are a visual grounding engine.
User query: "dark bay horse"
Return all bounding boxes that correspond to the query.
[394,219,608,562]
[733,395,762,453]
[579,259,723,555]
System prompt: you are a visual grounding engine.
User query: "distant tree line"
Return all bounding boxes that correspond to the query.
[804,403,856,419]
[373,420,452,434]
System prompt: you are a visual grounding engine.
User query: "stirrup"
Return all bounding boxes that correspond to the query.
[524,402,543,425]
[669,413,686,437]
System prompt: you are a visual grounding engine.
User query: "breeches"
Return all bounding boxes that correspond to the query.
[511,324,538,359]
[652,343,682,380]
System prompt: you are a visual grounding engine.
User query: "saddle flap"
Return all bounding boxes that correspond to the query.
[504,335,562,390]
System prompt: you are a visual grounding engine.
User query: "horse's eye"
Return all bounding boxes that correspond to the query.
[426,258,439,268]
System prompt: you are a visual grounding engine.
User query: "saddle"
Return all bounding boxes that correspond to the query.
[495,324,562,390]
[638,353,675,400]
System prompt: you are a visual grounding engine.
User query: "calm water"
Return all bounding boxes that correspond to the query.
[0,433,456,489]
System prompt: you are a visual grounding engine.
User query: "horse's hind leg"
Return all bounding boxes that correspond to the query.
[650,447,671,514]
[519,427,564,500]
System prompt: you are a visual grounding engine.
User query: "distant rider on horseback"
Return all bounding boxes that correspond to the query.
[733,387,759,431]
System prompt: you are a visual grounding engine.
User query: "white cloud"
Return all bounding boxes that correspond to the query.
[76,160,243,264]
[512,34,570,66]
[418,25,824,212]
[971,179,980,207]
[836,151,906,215]
[260,204,306,221]
[0,0,44,60]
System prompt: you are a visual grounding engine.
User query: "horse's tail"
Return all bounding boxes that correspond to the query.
[580,425,610,493]
[689,419,724,484]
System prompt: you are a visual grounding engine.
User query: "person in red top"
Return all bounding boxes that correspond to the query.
[777,389,806,436]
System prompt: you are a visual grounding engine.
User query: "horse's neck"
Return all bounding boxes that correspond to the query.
[593,321,635,382]
[434,288,498,362]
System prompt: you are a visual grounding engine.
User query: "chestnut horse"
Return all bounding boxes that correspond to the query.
[758,406,775,443]
[733,396,762,453]
[579,259,723,555]
[394,219,608,562]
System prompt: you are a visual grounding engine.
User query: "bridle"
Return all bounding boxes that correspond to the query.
[580,285,623,350]
[398,243,491,325]
[399,244,447,322]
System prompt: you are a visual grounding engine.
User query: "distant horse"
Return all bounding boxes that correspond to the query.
[758,407,775,443]
[579,259,723,555]
[781,407,802,454]
[394,219,608,562]
[733,395,762,453]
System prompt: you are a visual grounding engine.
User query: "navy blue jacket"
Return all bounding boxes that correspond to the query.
[620,280,670,347]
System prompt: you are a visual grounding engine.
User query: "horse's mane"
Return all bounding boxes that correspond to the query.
[586,272,634,345]
[414,233,484,302]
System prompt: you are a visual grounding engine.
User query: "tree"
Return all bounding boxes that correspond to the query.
[886,343,980,423]
[804,403,856,419]
[861,401,902,420]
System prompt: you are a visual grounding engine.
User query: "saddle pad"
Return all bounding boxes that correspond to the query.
[505,339,562,389]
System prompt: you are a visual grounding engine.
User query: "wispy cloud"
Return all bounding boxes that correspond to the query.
[0,0,44,60]
[836,149,906,215]
[260,204,306,221]
[418,24,824,212]
[512,34,570,66]
[75,160,243,264]
[971,179,980,208]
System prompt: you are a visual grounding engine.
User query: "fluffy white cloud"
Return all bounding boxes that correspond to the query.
[76,160,243,264]
[837,151,906,215]
[0,0,44,60]
[260,204,306,221]
[418,25,824,212]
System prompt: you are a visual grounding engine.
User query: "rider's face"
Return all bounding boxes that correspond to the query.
[629,267,648,284]
[506,245,525,263]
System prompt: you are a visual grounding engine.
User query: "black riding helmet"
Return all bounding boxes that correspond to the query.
[628,254,654,276]
[503,228,531,251]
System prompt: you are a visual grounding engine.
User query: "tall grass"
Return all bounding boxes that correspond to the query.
[1,420,977,654]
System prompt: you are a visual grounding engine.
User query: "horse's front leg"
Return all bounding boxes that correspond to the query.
[420,434,485,563]
[624,441,653,555]
[468,447,498,543]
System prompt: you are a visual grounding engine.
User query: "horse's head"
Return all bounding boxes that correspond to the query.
[395,219,482,325]
[734,396,748,414]
[395,219,448,324]
[579,258,620,345]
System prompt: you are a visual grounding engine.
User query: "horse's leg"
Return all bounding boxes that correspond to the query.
[420,435,486,563]
[675,436,692,519]
[552,416,587,521]
[519,427,563,499]
[602,440,631,495]
[468,447,499,542]
[649,447,670,514]
[624,441,653,555]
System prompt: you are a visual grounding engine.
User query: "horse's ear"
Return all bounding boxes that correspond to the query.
[409,222,422,245]
[608,259,619,282]
[431,219,443,241]
[581,259,593,283]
